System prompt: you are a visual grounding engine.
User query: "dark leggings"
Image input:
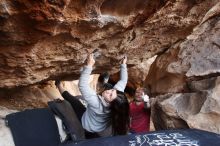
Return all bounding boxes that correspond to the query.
[61,91,100,139]
[62,91,86,122]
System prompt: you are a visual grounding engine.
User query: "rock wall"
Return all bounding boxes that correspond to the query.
[146,2,220,133]
[1,0,218,89]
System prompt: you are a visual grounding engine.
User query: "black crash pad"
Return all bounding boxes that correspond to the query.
[60,129,220,146]
[6,108,60,146]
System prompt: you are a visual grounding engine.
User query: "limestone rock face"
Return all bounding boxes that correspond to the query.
[0,0,218,89]
[146,2,220,133]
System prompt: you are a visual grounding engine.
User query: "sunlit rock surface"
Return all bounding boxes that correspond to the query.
[0,75,98,110]
[146,2,220,133]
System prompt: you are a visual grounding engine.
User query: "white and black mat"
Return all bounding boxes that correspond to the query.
[61,129,220,146]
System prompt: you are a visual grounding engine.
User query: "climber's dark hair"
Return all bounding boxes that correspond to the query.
[110,90,130,135]
[98,83,114,95]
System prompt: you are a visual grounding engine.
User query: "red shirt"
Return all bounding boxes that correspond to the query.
[129,101,150,133]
